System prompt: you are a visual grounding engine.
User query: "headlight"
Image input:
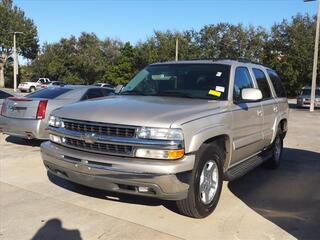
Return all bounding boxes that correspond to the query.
[135,148,184,160]
[48,115,64,128]
[49,134,62,143]
[136,127,183,140]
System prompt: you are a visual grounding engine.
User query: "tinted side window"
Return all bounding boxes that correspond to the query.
[253,68,272,99]
[83,89,104,100]
[0,91,12,99]
[267,70,287,98]
[26,88,72,99]
[101,88,114,96]
[234,67,254,101]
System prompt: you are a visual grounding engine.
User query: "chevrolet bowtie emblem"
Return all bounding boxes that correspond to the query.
[82,133,97,144]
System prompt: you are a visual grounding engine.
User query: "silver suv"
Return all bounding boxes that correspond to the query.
[41,59,289,218]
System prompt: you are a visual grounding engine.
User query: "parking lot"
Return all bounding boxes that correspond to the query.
[0,104,319,240]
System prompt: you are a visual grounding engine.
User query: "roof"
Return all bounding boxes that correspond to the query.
[150,59,271,69]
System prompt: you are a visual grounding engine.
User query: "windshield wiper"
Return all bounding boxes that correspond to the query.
[120,90,149,96]
[154,91,195,99]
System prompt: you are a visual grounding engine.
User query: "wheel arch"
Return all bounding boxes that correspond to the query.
[188,132,232,172]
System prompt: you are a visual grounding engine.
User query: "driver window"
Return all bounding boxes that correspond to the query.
[233,67,254,101]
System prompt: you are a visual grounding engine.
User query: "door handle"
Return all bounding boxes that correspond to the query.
[273,106,278,112]
[257,109,263,117]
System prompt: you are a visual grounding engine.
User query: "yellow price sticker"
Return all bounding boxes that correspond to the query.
[208,89,221,97]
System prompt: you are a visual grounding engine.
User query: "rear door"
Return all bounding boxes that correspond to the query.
[267,69,288,114]
[251,68,277,147]
[231,66,264,165]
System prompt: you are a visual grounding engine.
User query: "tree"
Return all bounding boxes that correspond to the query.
[104,42,138,85]
[30,33,123,84]
[265,14,315,96]
[0,0,39,87]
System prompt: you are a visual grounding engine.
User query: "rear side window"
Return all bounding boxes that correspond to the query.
[253,68,272,99]
[101,88,114,96]
[234,67,254,101]
[26,88,72,99]
[82,88,104,100]
[267,70,287,98]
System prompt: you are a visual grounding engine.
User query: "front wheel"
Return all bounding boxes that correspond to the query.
[176,142,224,218]
[264,128,283,169]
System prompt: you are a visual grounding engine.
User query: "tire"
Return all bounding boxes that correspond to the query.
[176,142,224,218]
[264,127,283,169]
[29,86,36,92]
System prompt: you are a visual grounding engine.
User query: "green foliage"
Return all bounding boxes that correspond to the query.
[265,14,316,96]
[104,42,139,85]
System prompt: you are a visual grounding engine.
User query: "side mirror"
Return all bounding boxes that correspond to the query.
[241,88,262,102]
[114,85,123,94]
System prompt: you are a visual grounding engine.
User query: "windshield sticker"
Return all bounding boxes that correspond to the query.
[215,86,225,92]
[216,72,222,77]
[208,89,221,97]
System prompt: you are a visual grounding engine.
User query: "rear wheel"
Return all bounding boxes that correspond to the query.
[176,142,224,218]
[29,86,36,92]
[264,127,283,169]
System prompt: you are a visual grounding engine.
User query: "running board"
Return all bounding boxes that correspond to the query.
[224,149,273,181]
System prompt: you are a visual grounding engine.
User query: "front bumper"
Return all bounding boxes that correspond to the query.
[41,141,195,200]
[0,115,49,139]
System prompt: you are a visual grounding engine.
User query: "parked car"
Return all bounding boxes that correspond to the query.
[18,78,51,92]
[296,86,320,108]
[0,89,14,109]
[94,83,115,89]
[0,85,114,140]
[41,59,288,218]
[40,81,65,89]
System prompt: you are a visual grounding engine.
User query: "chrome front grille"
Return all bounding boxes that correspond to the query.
[58,119,137,156]
[64,137,133,156]
[63,119,136,138]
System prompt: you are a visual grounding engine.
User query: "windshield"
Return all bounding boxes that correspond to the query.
[121,64,231,100]
[301,89,320,96]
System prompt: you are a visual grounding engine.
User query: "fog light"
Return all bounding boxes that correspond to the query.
[138,186,149,193]
[135,148,184,160]
[49,134,62,144]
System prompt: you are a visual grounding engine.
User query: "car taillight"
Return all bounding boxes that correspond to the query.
[36,100,48,119]
[1,99,7,115]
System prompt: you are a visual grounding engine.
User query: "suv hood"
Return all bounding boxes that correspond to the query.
[52,95,222,128]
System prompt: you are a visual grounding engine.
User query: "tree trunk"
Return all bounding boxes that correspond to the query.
[0,53,8,88]
[0,64,4,88]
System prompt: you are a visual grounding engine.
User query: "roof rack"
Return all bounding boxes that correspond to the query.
[213,57,272,68]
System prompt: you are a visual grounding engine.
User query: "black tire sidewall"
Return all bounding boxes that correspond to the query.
[273,132,283,164]
[191,143,224,217]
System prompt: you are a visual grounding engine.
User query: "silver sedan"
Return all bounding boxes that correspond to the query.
[0,85,114,139]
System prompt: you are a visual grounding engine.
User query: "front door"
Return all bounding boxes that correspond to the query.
[230,67,264,166]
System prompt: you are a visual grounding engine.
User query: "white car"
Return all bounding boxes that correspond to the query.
[18,78,50,92]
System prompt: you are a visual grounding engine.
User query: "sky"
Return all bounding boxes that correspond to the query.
[14,0,317,46]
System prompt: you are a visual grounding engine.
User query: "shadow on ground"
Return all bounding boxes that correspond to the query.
[5,135,43,147]
[228,148,320,239]
[31,218,82,240]
[47,172,179,214]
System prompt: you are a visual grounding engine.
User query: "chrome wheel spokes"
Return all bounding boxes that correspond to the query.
[199,160,219,205]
